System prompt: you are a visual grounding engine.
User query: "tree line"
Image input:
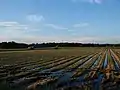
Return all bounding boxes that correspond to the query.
[0,41,120,49]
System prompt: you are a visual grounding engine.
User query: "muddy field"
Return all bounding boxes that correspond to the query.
[0,47,120,90]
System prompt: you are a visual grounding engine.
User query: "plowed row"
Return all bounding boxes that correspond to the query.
[0,48,120,90]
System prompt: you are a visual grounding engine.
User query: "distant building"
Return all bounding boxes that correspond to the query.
[54,45,59,49]
[27,46,35,50]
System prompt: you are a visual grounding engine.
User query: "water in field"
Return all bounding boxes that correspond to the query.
[0,49,120,90]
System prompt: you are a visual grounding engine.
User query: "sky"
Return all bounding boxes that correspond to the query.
[0,0,120,44]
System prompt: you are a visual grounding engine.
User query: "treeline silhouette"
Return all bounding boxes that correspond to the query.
[0,41,28,49]
[0,41,120,49]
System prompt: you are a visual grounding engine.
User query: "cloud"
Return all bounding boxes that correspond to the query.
[0,21,29,30]
[45,24,68,30]
[0,22,19,27]
[94,0,103,4]
[27,14,45,22]
[72,0,103,4]
[0,34,98,43]
[0,21,120,44]
[73,23,89,28]
[0,21,31,40]
[2,35,119,44]
[0,20,119,44]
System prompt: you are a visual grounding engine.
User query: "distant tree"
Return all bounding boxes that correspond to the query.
[0,41,120,49]
[0,41,28,49]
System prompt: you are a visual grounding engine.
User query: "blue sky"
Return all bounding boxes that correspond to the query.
[0,0,120,43]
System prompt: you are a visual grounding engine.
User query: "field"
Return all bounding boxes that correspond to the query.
[0,47,120,90]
